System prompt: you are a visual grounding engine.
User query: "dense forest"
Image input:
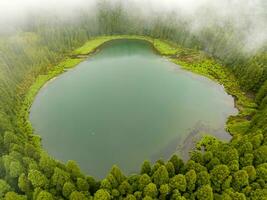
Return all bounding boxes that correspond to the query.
[0,0,267,199]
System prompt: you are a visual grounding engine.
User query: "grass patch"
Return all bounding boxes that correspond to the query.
[152,39,178,55]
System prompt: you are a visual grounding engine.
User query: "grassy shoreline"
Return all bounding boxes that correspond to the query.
[17,35,256,141]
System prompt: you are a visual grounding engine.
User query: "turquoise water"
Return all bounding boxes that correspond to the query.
[30,40,237,178]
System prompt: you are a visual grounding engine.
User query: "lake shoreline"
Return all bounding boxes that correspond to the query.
[17,35,255,162]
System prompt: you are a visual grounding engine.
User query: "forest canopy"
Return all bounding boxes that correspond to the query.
[0,0,266,199]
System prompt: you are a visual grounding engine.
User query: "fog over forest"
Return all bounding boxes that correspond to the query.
[0,0,266,53]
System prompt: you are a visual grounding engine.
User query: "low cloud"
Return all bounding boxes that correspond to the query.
[0,0,266,52]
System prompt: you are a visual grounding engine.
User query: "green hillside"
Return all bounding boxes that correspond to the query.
[0,2,266,199]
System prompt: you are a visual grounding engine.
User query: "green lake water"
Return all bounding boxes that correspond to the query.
[30,40,237,178]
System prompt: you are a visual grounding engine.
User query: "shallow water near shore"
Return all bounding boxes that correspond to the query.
[30,39,237,178]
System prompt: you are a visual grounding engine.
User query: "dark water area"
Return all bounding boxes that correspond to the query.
[30,40,237,178]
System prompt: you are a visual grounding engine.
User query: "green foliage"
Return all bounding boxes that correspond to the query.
[143,183,158,198]
[141,160,151,175]
[256,164,267,182]
[0,179,11,198]
[138,174,151,191]
[69,191,88,200]
[39,152,56,178]
[28,169,48,189]
[242,166,256,182]
[36,191,54,200]
[51,167,71,191]
[62,182,76,198]
[94,189,111,200]
[86,176,98,194]
[0,8,266,199]
[153,39,179,55]
[169,174,187,192]
[9,161,23,178]
[169,155,184,174]
[110,165,125,185]
[4,192,27,200]
[196,185,213,200]
[124,194,136,200]
[166,161,175,178]
[210,165,230,191]
[66,160,83,179]
[77,178,89,192]
[256,80,267,104]
[185,169,197,191]
[143,196,153,200]
[119,180,132,196]
[240,153,254,167]
[250,189,267,200]
[152,165,169,186]
[197,171,210,187]
[18,173,31,194]
[254,145,267,165]
[233,170,249,190]
[159,184,169,197]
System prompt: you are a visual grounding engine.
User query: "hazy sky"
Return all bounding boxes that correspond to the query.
[0,0,266,52]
